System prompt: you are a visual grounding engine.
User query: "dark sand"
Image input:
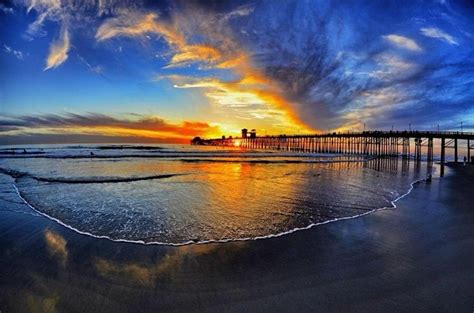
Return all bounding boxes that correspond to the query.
[0,164,473,312]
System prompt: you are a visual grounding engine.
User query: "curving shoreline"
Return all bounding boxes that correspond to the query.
[11,170,433,247]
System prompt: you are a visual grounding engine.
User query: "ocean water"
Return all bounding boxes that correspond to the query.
[0,144,433,245]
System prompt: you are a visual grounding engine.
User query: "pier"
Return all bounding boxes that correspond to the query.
[191,130,474,176]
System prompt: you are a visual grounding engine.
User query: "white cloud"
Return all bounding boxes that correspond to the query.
[77,55,104,74]
[25,0,62,37]
[369,53,417,81]
[383,34,423,52]
[221,5,254,21]
[3,45,24,60]
[0,3,14,14]
[420,27,458,45]
[338,87,410,131]
[23,0,136,69]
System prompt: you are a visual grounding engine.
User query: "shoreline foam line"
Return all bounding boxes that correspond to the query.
[11,169,436,247]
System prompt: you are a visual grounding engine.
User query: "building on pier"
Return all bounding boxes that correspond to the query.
[250,129,257,138]
[190,136,203,145]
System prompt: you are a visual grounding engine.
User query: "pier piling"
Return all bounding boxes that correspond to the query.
[193,131,474,174]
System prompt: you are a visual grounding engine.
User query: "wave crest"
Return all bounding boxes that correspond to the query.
[0,167,182,184]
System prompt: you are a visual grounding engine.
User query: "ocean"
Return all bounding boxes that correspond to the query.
[0,144,434,245]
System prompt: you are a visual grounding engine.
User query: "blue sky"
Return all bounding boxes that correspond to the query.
[1,0,473,143]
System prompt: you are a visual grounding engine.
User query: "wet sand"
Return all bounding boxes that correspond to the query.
[0,165,473,312]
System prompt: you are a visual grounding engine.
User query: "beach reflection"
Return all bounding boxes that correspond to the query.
[95,242,247,287]
[44,229,68,267]
[25,294,59,313]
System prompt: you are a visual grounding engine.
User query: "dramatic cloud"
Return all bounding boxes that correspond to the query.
[96,5,311,132]
[420,27,459,45]
[239,0,474,131]
[0,113,221,143]
[96,11,225,68]
[383,34,423,52]
[3,0,474,138]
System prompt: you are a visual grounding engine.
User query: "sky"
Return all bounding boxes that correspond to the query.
[1,0,473,144]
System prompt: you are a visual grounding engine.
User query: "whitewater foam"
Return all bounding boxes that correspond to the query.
[11,172,432,247]
[1,146,435,246]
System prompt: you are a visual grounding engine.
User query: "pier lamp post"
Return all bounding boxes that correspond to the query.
[409,123,411,131]
[461,121,463,133]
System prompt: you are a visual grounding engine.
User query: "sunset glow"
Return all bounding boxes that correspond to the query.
[1,2,474,312]
[1,0,473,143]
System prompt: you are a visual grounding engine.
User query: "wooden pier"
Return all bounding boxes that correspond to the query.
[192,131,474,176]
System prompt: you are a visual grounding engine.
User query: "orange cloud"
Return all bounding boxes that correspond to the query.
[0,113,222,141]
[96,12,222,68]
[96,8,314,134]
[44,26,70,70]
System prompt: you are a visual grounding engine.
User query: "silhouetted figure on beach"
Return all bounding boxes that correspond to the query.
[463,156,467,166]
[426,174,432,183]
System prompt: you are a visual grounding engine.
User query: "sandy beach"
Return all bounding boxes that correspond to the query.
[0,164,473,312]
